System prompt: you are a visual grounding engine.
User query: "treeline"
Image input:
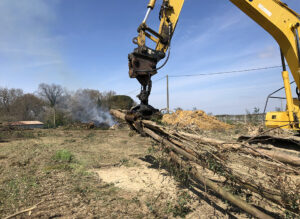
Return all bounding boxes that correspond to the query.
[0,83,135,127]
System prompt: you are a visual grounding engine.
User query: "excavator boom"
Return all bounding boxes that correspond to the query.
[230,0,300,88]
[128,0,300,130]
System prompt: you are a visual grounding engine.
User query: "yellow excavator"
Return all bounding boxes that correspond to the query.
[128,0,300,130]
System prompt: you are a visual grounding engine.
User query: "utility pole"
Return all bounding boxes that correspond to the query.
[166,75,170,113]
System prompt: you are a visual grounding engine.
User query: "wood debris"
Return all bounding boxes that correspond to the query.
[110,109,300,219]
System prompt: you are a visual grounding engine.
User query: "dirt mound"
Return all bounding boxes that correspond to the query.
[162,110,232,130]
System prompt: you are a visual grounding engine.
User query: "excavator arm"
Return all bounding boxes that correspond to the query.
[231,0,300,87]
[128,0,300,130]
[129,0,184,75]
[128,0,184,116]
[229,0,300,129]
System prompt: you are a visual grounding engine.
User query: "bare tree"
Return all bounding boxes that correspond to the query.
[38,83,63,127]
[12,94,45,121]
[99,91,116,109]
[81,89,101,104]
[0,88,23,113]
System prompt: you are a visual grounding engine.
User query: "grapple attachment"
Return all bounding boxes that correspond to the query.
[128,46,164,83]
[128,47,165,118]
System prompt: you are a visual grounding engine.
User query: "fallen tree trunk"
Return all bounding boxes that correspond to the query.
[109,109,300,216]
[110,109,126,121]
[141,125,284,210]
[169,151,273,219]
[139,115,300,167]
[256,149,300,166]
[143,126,274,218]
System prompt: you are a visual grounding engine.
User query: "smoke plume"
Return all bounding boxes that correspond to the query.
[61,90,115,127]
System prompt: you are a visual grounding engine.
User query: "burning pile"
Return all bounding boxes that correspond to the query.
[162,110,232,130]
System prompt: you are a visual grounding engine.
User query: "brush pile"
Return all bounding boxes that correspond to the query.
[110,109,300,219]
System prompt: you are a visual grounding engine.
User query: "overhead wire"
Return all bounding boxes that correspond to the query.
[125,65,282,95]
[168,65,282,78]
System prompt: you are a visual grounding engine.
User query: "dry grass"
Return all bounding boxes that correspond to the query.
[0,125,277,218]
[0,128,218,218]
[0,128,155,218]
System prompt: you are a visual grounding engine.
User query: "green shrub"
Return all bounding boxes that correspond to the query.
[167,191,192,218]
[53,150,74,163]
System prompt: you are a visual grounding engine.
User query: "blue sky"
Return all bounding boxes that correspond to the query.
[0,0,299,114]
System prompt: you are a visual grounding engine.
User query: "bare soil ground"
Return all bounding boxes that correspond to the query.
[0,125,297,218]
